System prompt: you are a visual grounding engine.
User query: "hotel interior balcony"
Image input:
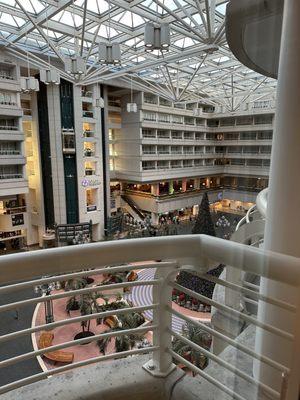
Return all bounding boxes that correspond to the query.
[0,231,298,400]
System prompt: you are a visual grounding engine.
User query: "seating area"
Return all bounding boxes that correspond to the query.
[38,331,74,364]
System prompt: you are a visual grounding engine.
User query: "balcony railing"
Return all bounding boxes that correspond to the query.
[85,169,96,176]
[0,72,14,80]
[0,173,22,179]
[83,111,94,118]
[84,150,95,157]
[83,130,95,138]
[0,125,18,131]
[0,236,298,399]
[0,149,21,155]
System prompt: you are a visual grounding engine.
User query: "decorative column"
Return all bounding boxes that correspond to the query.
[206,177,210,188]
[182,178,187,192]
[168,181,174,195]
[194,178,200,190]
[255,2,300,398]
[151,183,159,196]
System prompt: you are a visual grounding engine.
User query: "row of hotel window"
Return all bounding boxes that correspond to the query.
[141,145,271,155]
[142,112,273,126]
[141,159,271,170]
[141,130,273,141]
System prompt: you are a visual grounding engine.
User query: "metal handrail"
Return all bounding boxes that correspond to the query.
[0,235,298,399]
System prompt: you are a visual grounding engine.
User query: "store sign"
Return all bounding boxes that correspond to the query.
[11,213,24,227]
[81,178,101,187]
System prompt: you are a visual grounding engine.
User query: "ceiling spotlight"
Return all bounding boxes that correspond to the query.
[94,97,105,108]
[193,107,203,117]
[64,56,86,76]
[126,75,137,113]
[20,77,39,93]
[127,103,137,113]
[144,23,170,52]
[98,43,121,65]
[40,69,60,85]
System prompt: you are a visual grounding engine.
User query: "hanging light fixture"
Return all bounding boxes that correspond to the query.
[64,0,86,76]
[64,56,86,75]
[20,77,39,92]
[98,0,121,65]
[98,43,121,65]
[94,97,105,108]
[40,9,60,85]
[40,69,60,85]
[193,107,203,117]
[21,34,39,93]
[127,75,137,113]
[144,23,170,52]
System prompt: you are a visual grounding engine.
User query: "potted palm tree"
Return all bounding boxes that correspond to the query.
[65,277,88,312]
[97,303,145,355]
[172,323,212,373]
[73,292,101,342]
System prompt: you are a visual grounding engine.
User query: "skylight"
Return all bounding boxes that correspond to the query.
[0,0,274,108]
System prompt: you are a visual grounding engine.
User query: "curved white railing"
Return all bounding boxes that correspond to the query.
[0,235,299,400]
[235,188,268,234]
[256,188,268,218]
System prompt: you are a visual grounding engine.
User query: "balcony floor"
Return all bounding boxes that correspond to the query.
[1,355,184,400]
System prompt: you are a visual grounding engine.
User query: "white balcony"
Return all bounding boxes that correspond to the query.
[0,235,298,400]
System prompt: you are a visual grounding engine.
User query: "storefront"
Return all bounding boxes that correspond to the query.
[0,195,27,251]
[211,199,255,214]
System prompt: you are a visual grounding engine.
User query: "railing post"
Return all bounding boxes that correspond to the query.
[143,263,177,377]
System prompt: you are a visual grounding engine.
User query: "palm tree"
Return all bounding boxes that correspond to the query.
[172,323,212,372]
[97,306,145,355]
[65,277,88,312]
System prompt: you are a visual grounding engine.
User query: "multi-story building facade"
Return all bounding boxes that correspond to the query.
[0,54,275,247]
[0,55,29,251]
[107,90,273,224]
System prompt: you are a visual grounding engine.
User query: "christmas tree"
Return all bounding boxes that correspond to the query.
[192,192,216,236]
[176,192,224,301]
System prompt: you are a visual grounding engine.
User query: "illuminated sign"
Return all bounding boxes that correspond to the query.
[81,178,101,187]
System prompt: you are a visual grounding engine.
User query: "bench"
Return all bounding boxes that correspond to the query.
[104,315,119,329]
[38,331,74,364]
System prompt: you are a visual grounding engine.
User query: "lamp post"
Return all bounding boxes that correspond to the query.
[34,280,61,324]
[215,215,231,239]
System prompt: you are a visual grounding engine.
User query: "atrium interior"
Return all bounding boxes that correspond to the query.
[0,0,299,400]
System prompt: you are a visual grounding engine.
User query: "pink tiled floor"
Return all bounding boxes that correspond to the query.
[33,266,210,371]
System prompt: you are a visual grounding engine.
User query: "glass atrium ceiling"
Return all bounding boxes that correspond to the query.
[0,0,276,108]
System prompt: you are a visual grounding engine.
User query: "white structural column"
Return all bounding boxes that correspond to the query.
[255,2,300,399]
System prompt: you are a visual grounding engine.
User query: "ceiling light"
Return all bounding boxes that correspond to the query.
[40,69,60,85]
[20,77,39,93]
[95,98,105,108]
[144,23,170,52]
[64,56,86,76]
[127,103,137,113]
[193,108,203,117]
[126,75,137,113]
[98,43,121,65]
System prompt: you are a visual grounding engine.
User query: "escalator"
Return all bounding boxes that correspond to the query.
[121,195,145,221]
